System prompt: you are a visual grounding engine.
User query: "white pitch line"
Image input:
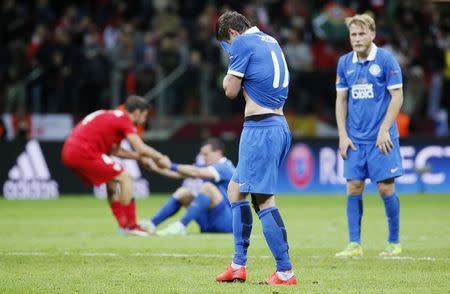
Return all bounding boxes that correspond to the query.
[311,255,450,262]
[1,252,449,262]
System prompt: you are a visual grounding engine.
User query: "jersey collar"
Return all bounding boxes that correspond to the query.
[352,43,377,63]
[243,26,260,35]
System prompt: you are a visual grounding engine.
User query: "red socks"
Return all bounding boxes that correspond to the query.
[109,201,127,228]
[110,199,137,229]
[123,198,137,228]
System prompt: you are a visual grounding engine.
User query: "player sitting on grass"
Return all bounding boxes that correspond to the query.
[139,138,235,236]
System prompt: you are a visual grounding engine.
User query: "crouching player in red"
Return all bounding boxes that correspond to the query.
[62,95,169,236]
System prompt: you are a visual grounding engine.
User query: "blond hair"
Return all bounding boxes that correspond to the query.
[345,14,376,32]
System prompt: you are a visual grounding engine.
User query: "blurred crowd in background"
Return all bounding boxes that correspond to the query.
[0,0,449,140]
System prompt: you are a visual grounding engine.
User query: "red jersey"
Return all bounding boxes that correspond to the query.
[67,110,137,155]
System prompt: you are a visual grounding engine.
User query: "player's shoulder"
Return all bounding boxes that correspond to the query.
[338,51,354,66]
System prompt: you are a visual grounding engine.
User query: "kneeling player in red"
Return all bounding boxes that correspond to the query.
[62,95,169,236]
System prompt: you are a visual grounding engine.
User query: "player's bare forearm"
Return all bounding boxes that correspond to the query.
[380,88,404,132]
[140,157,183,179]
[111,147,140,160]
[223,74,242,99]
[176,164,215,180]
[127,133,164,161]
[335,90,349,137]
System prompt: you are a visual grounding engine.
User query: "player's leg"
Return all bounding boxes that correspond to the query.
[253,193,296,285]
[106,181,128,233]
[157,183,218,236]
[140,187,193,234]
[367,140,402,256]
[377,179,401,256]
[335,180,365,257]
[179,182,221,227]
[336,144,366,258]
[113,170,148,236]
[216,179,249,282]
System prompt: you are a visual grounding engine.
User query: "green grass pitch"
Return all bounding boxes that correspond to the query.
[1,194,449,293]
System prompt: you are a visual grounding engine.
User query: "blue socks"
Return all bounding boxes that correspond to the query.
[231,201,253,266]
[258,207,292,272]
[151,195,181,226]
[180,193,211,226]
[347,195,363,243]
[382,192,400,243]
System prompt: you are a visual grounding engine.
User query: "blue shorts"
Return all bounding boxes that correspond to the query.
[344,138,403,182]
[195,200,232,233]
[232,115,291,195]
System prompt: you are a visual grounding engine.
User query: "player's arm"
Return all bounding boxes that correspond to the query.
[223,74,242,99]
[335,89,355,159]
[110,144,140,160]
[377,87,404,154]
[171,163,217,181]
[126,133,165,161]
[140,157,183,179]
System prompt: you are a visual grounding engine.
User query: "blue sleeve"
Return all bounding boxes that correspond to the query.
[384,53,403,90]
[336,56,348,91]
[227,37,252,78]
[211,162,233,183]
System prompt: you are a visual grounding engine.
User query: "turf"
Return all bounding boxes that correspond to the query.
[0,194,449,293]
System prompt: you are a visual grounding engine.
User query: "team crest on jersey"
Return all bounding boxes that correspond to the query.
[369,64,381,76]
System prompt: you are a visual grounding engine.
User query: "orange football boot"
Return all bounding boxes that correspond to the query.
[265,272,297,285]
[215,265,247,283]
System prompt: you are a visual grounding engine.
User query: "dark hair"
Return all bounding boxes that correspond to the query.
[215,11,252,41]
[202,138,225,154]
[124,95,149,112]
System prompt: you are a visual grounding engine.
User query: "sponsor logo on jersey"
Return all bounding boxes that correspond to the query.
[351,84,374,99]
[3,140,59,199]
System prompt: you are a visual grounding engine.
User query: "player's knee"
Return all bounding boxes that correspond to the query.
[377,179,395,197]
[347,180,364,195]
[227,181,241,202]
[115,170,132,183]
[200,182,216,196]
[251,193,274,213]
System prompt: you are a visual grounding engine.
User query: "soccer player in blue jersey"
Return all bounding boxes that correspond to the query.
[335,14,403,258]
[139,138,235,235]
[214,11,296,285]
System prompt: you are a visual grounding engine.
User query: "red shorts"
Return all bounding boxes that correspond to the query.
[61,141,124,186]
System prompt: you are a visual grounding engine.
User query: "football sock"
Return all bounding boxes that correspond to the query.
[231,262,245,269]
[180,193,210,226]
[151,195,181,226]
[231,200,253,266]
[382,192,400,243]
[109,201,127,228]
[123,198,137,227]
[258,207,292,272]
[347,194,363,243]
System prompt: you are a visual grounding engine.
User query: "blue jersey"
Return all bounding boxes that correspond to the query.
[336,44,403,143]
[207,157,236,200]
[227,27,289,109]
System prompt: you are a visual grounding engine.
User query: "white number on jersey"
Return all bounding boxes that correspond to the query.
[270,50,289,89]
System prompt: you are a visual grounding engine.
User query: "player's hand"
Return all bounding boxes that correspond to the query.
[376,129,393,154]
[339,135,356,160]
[139,157,157,171]
[157,155,171,169]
